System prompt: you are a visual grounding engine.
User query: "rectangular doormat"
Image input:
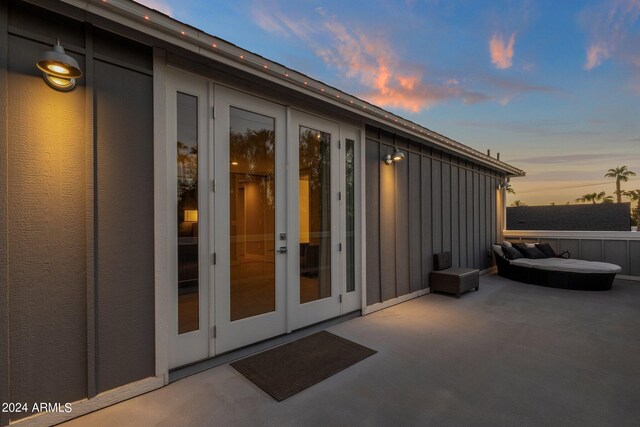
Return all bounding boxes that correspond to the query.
[230,331,376,401]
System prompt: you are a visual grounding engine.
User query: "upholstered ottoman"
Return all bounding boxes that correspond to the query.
[429,252,480,298]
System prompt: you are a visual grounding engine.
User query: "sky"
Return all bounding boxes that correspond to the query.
[138,0,640,206]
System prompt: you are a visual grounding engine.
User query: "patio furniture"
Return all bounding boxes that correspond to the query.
[493,243,621,291]
[429,252,480,298]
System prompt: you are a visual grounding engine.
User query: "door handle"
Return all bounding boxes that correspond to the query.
[277,246,288,254]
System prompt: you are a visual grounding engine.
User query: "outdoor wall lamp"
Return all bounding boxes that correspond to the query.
[383,148,405,165]
[36,40,82,92]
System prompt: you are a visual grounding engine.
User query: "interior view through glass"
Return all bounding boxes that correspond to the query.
[299,126,332,303]
[230,107,276,321]
[177,92,199,334]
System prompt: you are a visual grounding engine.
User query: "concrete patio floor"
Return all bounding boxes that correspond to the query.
[63,274,640,427]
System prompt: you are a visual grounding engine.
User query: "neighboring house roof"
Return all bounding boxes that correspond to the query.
[507,203,631,231]
[61,0,525,176]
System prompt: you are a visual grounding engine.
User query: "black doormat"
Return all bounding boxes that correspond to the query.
[230,331,376,401]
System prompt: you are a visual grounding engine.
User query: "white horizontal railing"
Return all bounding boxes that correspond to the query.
[503,230,640,280]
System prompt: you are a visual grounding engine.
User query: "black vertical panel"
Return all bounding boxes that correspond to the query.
[442,162,451,253]
[365,139,381,305]
[466,170,474,268]
[431,160,442,253]
[451,166,459,266]
[95,60,155,392]
[485,176,492,268]
[408,153,422,292]
[421,158,433,288]
[395,152,410,297]
[379,144,397,301]
[458,168,467,268]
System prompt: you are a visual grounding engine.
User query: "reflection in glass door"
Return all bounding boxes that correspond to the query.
[230,107,276,320]
[299,126,332,303]
[177,92,200,334]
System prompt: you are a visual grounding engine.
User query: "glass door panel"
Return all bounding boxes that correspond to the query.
[177,92,200,334]
[230,107,276,320]
[299,126,332,303]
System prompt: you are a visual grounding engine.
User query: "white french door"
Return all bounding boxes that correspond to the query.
[166,72,362,365]
[213,86,287,353]
[287,110,342,330]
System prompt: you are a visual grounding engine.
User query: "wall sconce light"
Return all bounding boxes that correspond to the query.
[383,148,405,165]
[497,178,509,190]
[36,40,82,92]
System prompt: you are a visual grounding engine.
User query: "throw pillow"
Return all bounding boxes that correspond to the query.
[514,243,546,259]
[502,241,513,247]
[502,245,523,259]
[535,243,557,258]
[493,244,505,258]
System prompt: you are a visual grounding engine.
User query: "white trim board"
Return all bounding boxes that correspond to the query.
[362,288,430,316]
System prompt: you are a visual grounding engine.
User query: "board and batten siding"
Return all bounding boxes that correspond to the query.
[365,126,505,306]
[1,2,155,422]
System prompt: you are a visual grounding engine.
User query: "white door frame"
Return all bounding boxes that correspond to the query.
[213,85,288,353]
[166,67,211,369]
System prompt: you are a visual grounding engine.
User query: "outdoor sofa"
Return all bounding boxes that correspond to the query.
[493,242,621,291]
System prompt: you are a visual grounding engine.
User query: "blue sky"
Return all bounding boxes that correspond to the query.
[140,0,640,206]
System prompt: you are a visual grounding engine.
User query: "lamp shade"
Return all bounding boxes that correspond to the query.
[392,148,405,162]
[184,209,198,222]
[36,42,82,79]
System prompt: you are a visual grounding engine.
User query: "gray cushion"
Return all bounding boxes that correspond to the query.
[433,252,452,271]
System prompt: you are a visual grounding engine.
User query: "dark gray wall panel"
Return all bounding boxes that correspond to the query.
[0,4,9,425]
[466,170,474,267]
[365,139,381,305]
[630,241,640,277]
[580,240,602,262]
[380,144,397,301]
[395,151,410,297]
[490,177,496,245]
[559,239,580,258]
[451,166,459,266]
[431,160,442,254]
[604,240,628,275]
[458,168,468,268]
[479,174,487,269]
[8,35,87,418]
[421,158,433,288]
[95,60,155,392]
[408,153,422,292]
[442,162,451,253]
[473,172,480,268]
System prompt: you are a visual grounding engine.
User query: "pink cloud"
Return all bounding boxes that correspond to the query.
[489,32,516,69]
[250,5,498,112]
[585,43,611,70]
[583,0,640,70]
[317,21,487,112]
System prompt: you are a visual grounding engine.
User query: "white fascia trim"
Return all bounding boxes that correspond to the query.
[58,0,524,176]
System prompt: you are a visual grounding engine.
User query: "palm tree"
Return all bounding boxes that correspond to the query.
[511,200,526,207]
[575,191,610,204]
[623,189,640,226]
[605,166,636,203]
[505,183,516,194]
[575,193,597,204]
